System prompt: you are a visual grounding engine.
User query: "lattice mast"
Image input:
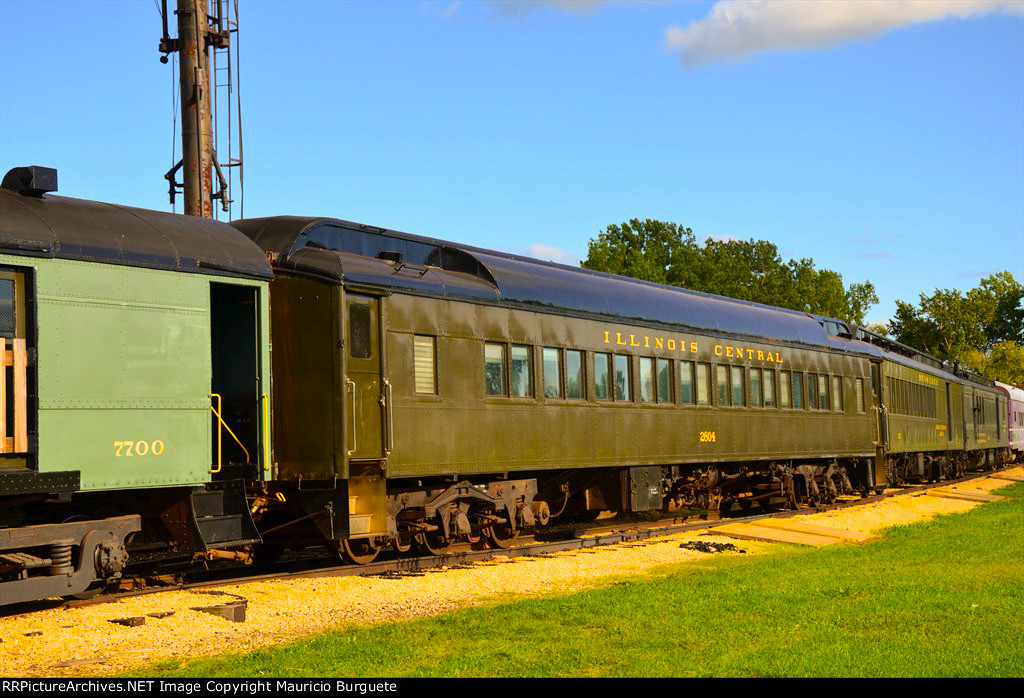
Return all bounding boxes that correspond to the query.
[159,0,240,219]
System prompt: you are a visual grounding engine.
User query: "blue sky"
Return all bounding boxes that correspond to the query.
[1,0,1021,325]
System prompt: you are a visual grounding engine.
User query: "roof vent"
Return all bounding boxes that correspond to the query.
[2,166,58,197]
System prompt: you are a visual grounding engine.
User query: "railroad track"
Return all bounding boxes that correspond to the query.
[3,467,1015,619]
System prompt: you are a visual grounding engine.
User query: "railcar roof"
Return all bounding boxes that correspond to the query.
[996,381,1024,402]
[0,189,273,280]
[229,216,1002,391]
[233,216,835,346]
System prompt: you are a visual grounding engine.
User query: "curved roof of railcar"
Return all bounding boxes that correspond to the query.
[0,189,273,280]
[229,216,1004,391]
[233,216,835,347]
[995,381,1024,403]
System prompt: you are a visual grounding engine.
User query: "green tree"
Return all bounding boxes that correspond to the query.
[889,272,1024,372]
[965,343,1024,385]
[582,220,878,324]
[581,219,697,287]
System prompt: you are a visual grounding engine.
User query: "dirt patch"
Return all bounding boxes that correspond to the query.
[1,469,1019,678]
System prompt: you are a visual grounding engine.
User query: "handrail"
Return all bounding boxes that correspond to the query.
[383,378,394,456]
[210,393,251,473]
[346,379,357,455]
[262,393,271,478]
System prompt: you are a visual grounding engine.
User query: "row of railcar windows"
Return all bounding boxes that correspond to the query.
[885,376,938,419]
[414,337,867,413]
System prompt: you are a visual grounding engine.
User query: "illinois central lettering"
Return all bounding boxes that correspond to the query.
[600,329,783,363]
[714,343,783,363]
[603,330,698,354]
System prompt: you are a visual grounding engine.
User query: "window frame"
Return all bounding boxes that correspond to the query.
[509,344,533,399]
[484,342,508,397]
[542,346,564,400]
[565,349,585,401]
[413,334,437,395]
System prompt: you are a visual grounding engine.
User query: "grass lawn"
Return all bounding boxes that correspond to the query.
[136,483,1024,678]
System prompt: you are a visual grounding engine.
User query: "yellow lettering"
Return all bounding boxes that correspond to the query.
[616,332,627,346]
[656,338,664,350]
[775,353,783,364]
[644,336,650,348]
[630,334,640,347]
[690,341,698,353]
[668,339,676,351]
[726,346,733,358]
[758,350,765,361]
[734,346,743,358]
[604,331,610,344]
[747,349,755,360]
[715,345,723,356]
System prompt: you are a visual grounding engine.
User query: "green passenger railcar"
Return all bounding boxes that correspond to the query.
[0,167,273,604]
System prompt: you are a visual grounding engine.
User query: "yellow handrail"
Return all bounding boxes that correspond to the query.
[210,393,251,473]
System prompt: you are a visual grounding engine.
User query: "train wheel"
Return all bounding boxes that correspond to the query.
[486,523,518,549]
[416,531,451,556]
[64,582,106,601]
[341,538,383,565]
[393,533,414,555]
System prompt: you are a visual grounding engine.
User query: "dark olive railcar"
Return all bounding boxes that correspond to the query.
[234,216,1007,561]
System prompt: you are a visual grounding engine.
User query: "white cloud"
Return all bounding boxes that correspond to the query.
[665,0,1023,67]
[521,243,580,265]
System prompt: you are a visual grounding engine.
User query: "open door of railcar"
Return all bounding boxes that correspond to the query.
[0,266,32,467]
[210,282,269,481]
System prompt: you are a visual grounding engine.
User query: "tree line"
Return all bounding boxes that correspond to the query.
[579,218,1022,385]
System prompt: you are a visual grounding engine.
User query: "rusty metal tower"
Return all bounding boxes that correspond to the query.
[159,0,241,219]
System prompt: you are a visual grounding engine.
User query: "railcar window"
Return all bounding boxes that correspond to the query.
[764,369,775,408]
[595,353,612,400]
[413,335,436,394]
[510,345,532,397]
[779,371,791,408]
[696,363,711,405]
[566,350,584,399]
[680,361,695,404]
[792,373,804,409]
[485,343,507,396]
[807,373,818,409]
[0,278,15,338]
[731,366,745,406]
[749,368,762,408]
[817,375,830,411]
[614,354,632,402]
[639,358,655,403]
[856,378,865,413]
[716,365,729,406]
[832,376,843,412]
[657,359,672,404]
[349,303,372,359]
[543,348,563,399]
